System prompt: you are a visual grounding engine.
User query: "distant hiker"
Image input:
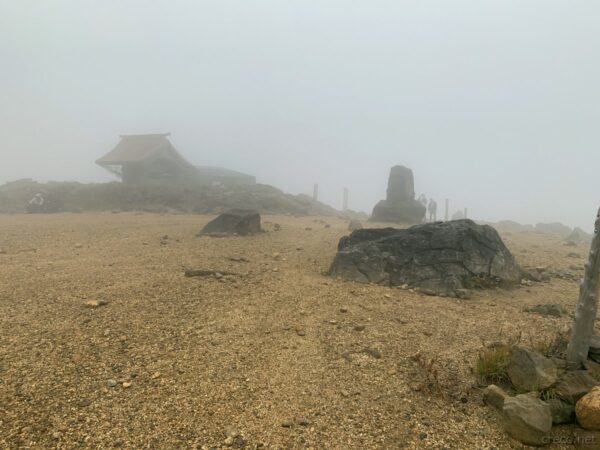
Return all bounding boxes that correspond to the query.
[428,199,438,222]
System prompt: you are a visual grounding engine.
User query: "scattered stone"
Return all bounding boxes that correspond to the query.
[107,379,117,388]
[340,307,348,313]
[483,384,507,411]
[577,387,600,431]
[554,370,598,404]
[507,346,557,392]
[295,327,306,337]
[228,256,249,263]
[585,359,600,379]
[297,417,310,426]
[589,337,600,364]
[502,394,553,446]
[364,348,382,359]
[526,269,551,282]
[546,398,576,425]
[85,299,108,308]
[568,252,582,258]
[353,325,366,332]
[77,399,92,408]
[526,304,564,317]
[281,420,293,428]
[330,220,523,297]
[341,389,350,397]
[225,427,240,438]
[199,209,262,236]
[122,381,132,388]
[75,243,83,249]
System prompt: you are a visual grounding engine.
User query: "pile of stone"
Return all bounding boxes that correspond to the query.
[483,345,600,446]
[370,165,425,224]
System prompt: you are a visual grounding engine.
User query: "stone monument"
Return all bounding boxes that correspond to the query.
[370,166,426,223]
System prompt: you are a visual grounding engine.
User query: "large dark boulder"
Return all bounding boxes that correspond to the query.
[199,209,262,236]
[330,219,523,296]
[370,166,425,224]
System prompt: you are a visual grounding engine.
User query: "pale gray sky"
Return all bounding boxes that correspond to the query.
[1,1,599,229]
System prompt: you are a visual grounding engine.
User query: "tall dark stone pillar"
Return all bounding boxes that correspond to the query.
[370,165,426,224]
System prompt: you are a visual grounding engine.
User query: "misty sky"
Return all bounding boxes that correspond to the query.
[1,1,599,230]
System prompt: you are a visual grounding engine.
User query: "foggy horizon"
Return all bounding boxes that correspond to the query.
[1,1,599,230]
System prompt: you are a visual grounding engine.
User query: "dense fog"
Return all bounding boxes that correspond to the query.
[1,1,599,229]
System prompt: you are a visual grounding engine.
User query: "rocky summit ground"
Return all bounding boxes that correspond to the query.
[0,213,590,449]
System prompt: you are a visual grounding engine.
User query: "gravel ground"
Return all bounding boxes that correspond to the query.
[0,213,588,449]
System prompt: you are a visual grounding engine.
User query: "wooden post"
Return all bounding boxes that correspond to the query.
[343,187,349,211]
[566,207,600,369]
[445,199,449,221]
[313,184,319,201]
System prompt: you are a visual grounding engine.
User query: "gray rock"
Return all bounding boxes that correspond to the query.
[507,346,557,392]
[330,220,523,296]
[527,304,564,317]
[483,384,507,411]
[589,336,600,363]
[199,209,262,236]
[370,166,426,224]
[107,379,117,388]
[502,394,553,446]
[364,348,382,359]
[546,398,576,425]
[554,371,599,404]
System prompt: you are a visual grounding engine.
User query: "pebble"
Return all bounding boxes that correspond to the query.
[85,299,108,308]
[107,379,117,388]
[122,381,132,388]
[297,417,311,426]
[354,325,366,332]
[340,307,348,313]
[225,427,240,438]
[295,327,306,336]
[281,420,294,428]
[364,348,382,359]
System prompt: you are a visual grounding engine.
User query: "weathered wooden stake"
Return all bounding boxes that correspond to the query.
[342,187,349,211]
[445,199,449,221]
[566,207,600,369]
[313,184,319,201]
